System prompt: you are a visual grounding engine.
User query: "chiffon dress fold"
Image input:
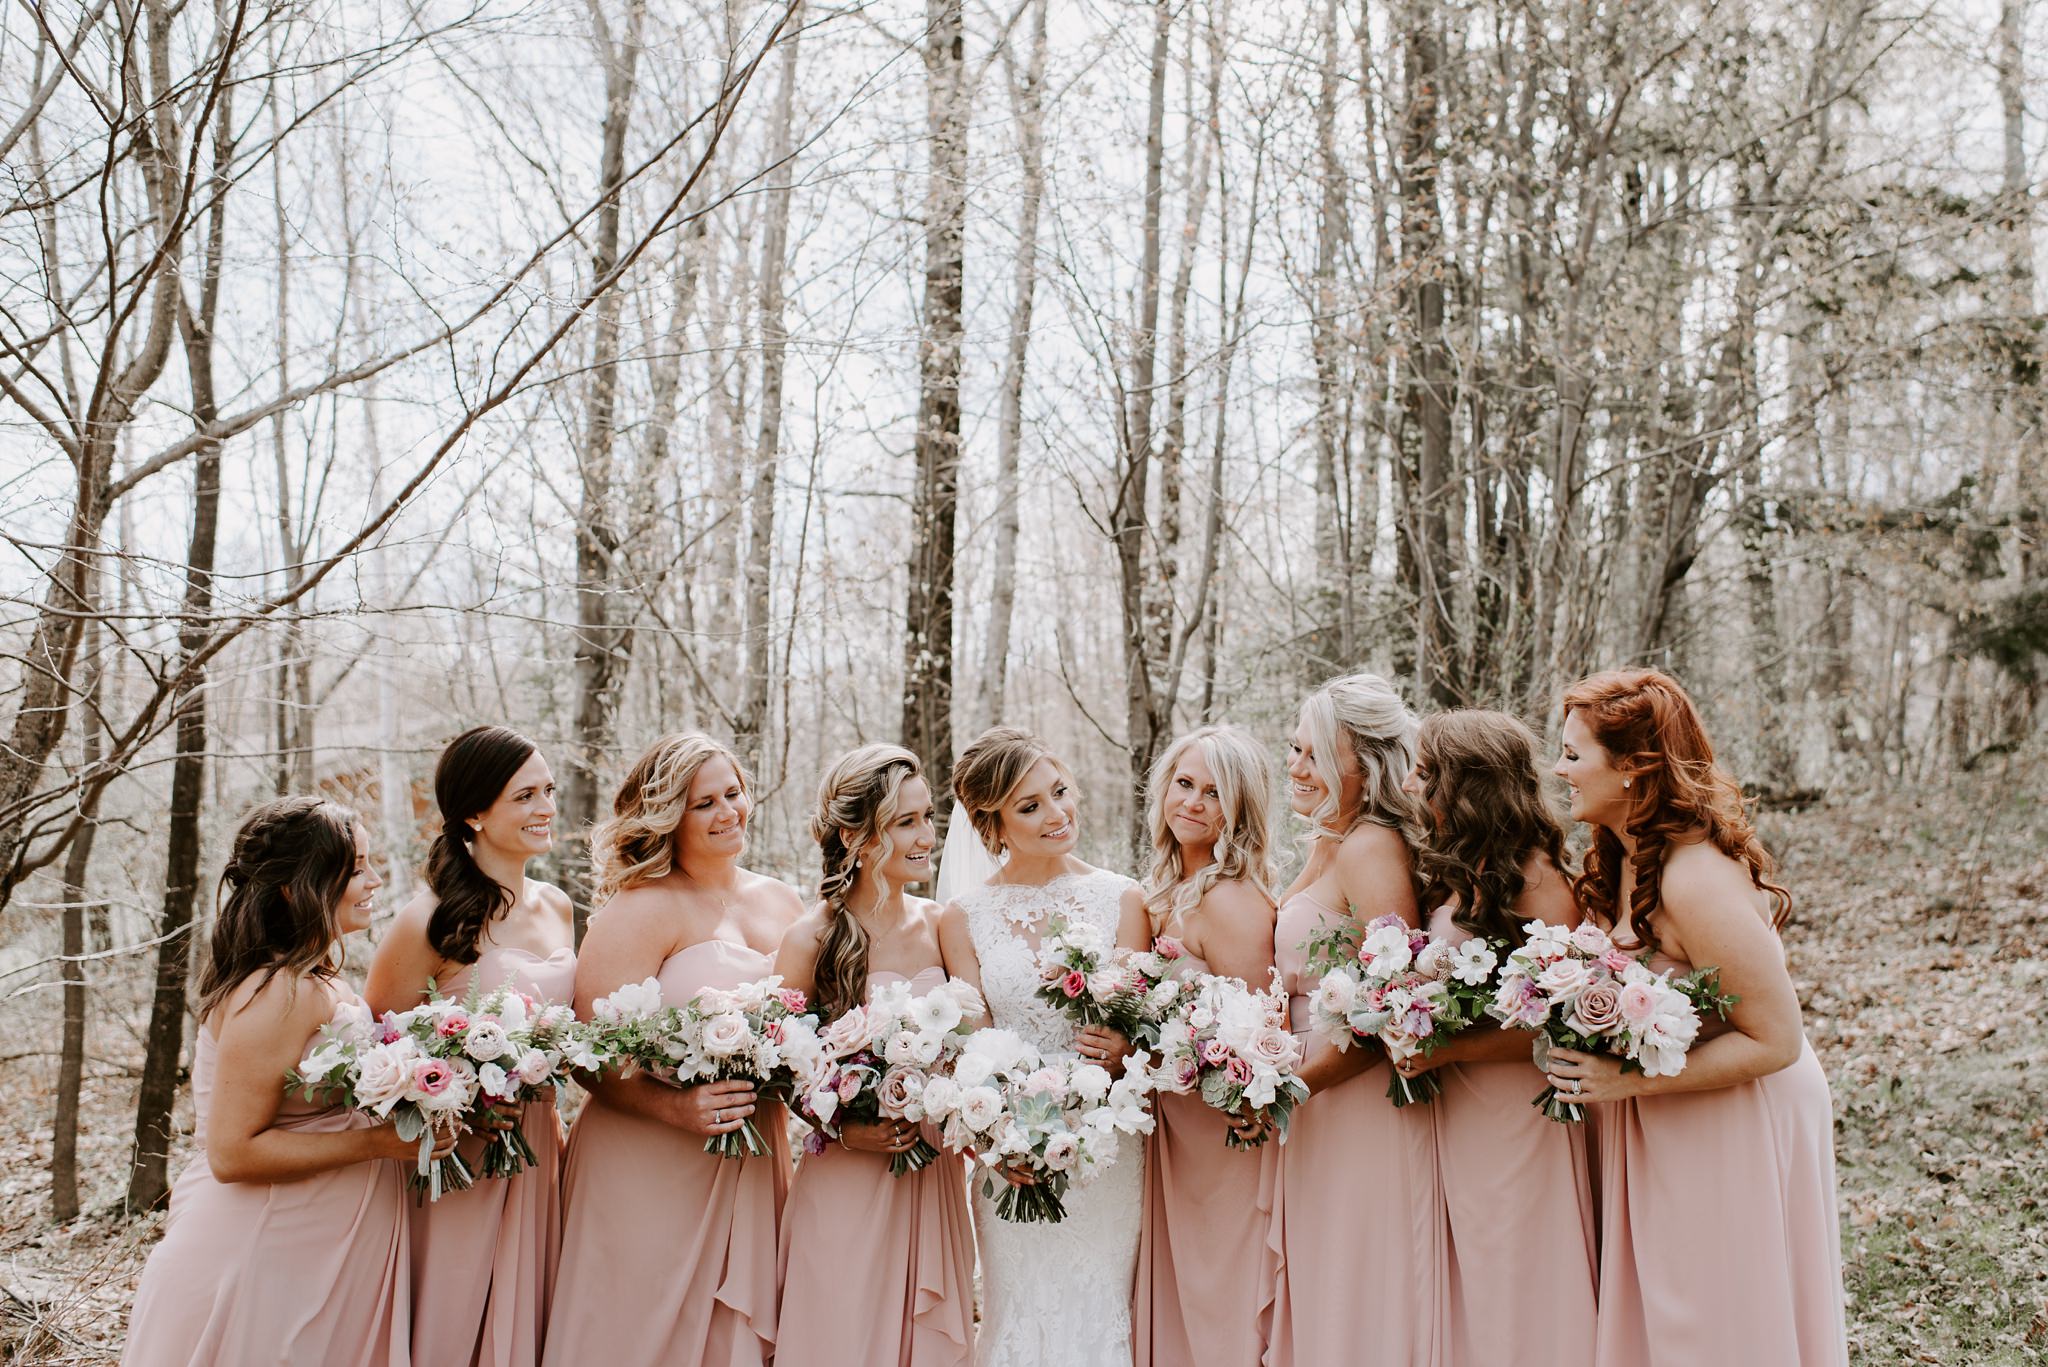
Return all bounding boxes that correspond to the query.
[409,944,574,1367]
[774,966,975,1367]
[123,991,412,1367]
[1425,903,1597,1366]
[1592,935,1849,1367]
[541,939,789,1367]
[1133,939,1281,1367]
[1266,891,1446,1367]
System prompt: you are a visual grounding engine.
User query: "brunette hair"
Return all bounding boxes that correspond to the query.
[1142,726,1277,932]
[423,725,538,963]
[592,732,749,901]
[194,797,360,1021]
[949,726,1071,856]
[1413,710,1569,945]
[1561,668,1791,952]
[811,744,924,1022]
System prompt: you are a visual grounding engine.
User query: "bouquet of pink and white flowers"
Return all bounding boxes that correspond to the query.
[1487,919,1738,1122]
[583,974,824,1158]
[290,983,582,1199]
[791,976,985,1176]
[1150,973,1307,1147]
[1304,914,1504,1107]
[1033,916,1184,1048]
[923,1026,1156,1223]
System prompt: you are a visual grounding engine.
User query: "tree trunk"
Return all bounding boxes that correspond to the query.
[562,0,646,936]
[1309,0,1352,676]
[128,62,233,1210]
[736,5,802,777]
[902,0,968,795]
[52,604,105,1224]
[980,0,1049,729]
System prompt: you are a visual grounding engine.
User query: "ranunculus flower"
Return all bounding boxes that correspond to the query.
[463,1019,510,1061]
[1616,981,1660,1026]
[1041,1132,1081,1172]
[515,1049,553,1087]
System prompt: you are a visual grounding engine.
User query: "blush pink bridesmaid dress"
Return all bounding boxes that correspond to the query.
[774,967,975,1367]
[1425,903,1597,1365]
[1266,891,1446,1367]
[122,988,411,1367]
[1592,932,1849,1367]
[541,939,789,1367]
[1133,937,1281,1367]
[409,945,575,1367]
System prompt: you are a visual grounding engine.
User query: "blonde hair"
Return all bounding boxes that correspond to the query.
[1298,672,1424,842]
[810,743,923,1022]
[950,726,1072,855]
[592,732,749,900]
[1142,726,1277,932]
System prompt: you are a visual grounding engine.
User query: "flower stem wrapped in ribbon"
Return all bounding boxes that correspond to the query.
[1302,914,1505,1107]
[1486,919,1739,1122]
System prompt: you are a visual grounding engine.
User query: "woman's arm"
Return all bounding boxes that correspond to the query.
[573,889,755,1138]
[362,893,449,1016]
[936,901,992,1029]
[1298,826,1415,1095]
[207,976,437,1183]
[1545,842,1804,1101]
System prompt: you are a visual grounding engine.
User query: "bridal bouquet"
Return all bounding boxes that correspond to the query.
[1149,973,1307,1148]
[792,976,985,1176]
[923,1026,1156,1223]
[290,984,583,1199]
[584,974,824,1158]
[1304,914,1504,1107]
[1032,916,1183,1048]
[1487,919,1738,1122]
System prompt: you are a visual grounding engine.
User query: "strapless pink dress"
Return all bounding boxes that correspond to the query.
[1593,936,1848,1366]
[1133,942,1281,1367]
[774,966,975,1366]
[541,940,789,1367]
[1425,904,1596,1364]
[1267,892,1445,1367]
[410,945,575,1367]
[123,989,411,1367]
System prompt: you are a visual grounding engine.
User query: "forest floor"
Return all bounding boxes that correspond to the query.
[0,765,2044,1364]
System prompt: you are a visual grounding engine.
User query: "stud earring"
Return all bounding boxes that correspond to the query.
[1622,777,1632,789]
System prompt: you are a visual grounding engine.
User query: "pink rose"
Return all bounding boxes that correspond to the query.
[1226,1055,1254,1086]
[1601,949,1633,973]
[1154,936,1186,960]
[821,1006,872,1053]
[877,1067,923,1118]
[436,1011,471,1037]
[1572,982,1624,1034]
[1617,981,1660,1027]
[775,988,809,1013]
[1248,1025,1300,1071]
[1060,970,1087,999]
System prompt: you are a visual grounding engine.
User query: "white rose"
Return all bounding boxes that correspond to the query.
[920,1075,961,1118]
[354,1040,417,1113]
[594,978,665,1024]
[1311,969,1359,1020]
[883,1030,924,1067]
[956,1085,1004,1133]
[700,1012,753,1058]
[463,1019,511,1062]
[1535,958,1591,1001]
[478,1061,515,1100]
[515,1049,553,1087]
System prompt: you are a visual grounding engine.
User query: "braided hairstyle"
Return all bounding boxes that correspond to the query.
[1142,726,1277,934]
[423,726,539,964]
[195,797,360,1021]
[1412,710,1569,946]
[810,743,923,1023]
[1561,669,1791,953]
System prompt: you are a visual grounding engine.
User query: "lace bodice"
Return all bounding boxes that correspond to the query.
[956,867,1144,1367]
[959,868,1135,1058]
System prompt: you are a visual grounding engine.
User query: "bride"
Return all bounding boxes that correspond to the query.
[935,726,1152,1367]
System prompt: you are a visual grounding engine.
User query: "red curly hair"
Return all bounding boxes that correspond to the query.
[1561,668,1790,953]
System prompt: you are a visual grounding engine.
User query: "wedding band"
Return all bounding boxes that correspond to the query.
[715,1109,726,1123]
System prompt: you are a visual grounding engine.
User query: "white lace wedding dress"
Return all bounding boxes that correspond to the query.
[960,867,1145,1367]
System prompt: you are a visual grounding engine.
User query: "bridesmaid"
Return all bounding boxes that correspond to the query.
[542,733,801,1367]
[1542,669,1849,1366]
[773,744,975,1366]
[125,797,454,1367]
[1265,673,1445,1367]
[1132,725,1281,1367]
[1390,710,1598,1365]
[366,725,575,1367]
